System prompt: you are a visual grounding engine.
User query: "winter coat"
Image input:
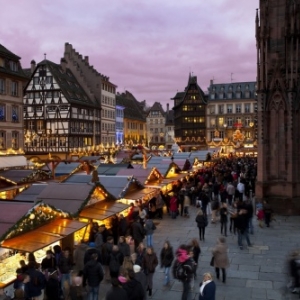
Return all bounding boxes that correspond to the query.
[184,195,190,207]
[70,285,85,300]
[45,276,60,300]
[143,252,158,274]
[74,243,89,272]
[123,278,145,300]
[170,196,177,212]
[196,214,207,228]
[192,245,201,264]
[132,221,145,242]
[58,254,73,274]
[119,218,128,236]
[106,286,129,300]
[226,183,235,196]
[102,242,113,266]
[199,281,216,300]
[83,248,102,265]
[118,242,131,257]
[108,250,124,275]
[160,247,174,268]
[144,219,155,235]
[212,242,229,269]
[220,207,228,222]
[134,271,147,299]
[41,256,56,272]
[135,248,146,267]
[24,268,46,298]
[94,232,104,252]
[83,259,104,287]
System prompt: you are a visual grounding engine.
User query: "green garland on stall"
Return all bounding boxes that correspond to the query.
[0,202,71,242]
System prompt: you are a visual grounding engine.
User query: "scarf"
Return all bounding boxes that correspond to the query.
[200,280,212,295]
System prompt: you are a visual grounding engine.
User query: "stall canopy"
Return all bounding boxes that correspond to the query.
[0,202,33,238]
[80,201,129,220]
[0,170,51,185]
[1,219,86,253]
[0,156,31,169]
[14,184,47,202]
[36,183,94,215]
[116,167,163,185]
[52,162,81,176]
[96,164,129,176]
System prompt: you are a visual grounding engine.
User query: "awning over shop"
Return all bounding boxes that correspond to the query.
[124,188,157,201]
[53,162,81,176]
[0,156,31,169]
[79,201,129,220]
[1,219,86,253]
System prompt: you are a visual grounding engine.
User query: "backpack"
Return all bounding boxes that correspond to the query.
[172,260,187,281]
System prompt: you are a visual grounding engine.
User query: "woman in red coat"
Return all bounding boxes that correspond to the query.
[169,193,178,219]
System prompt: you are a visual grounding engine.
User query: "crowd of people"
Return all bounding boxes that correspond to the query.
[5,156,290,300]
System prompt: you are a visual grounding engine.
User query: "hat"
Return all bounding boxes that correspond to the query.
[133,265,141,273]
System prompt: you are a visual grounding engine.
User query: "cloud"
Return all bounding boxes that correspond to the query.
[0,0,259,105]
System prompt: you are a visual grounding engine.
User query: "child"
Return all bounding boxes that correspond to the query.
[256,201,264,228]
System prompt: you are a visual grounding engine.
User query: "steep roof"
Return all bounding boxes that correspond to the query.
[116,91,146,122]
[172,74,207,108]
[26,59,98,108]
[0,44,28,79]
[147,102,165,117]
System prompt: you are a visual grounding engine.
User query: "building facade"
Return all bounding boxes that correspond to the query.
[146,102,165,149]
[256,1,300,212]
[165,103,174,150]
[115,104,124,145]
[0,44,28,153]
[23,58,101,158]
[116,91,146,146]
[206,81,257,152]
[101,76,117,145]
[171,75,207,150]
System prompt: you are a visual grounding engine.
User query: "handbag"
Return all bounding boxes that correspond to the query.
[210,256,214,267]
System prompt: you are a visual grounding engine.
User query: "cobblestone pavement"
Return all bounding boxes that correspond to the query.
[99,207,300,300]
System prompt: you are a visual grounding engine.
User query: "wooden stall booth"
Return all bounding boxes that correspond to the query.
[0,201,86,290]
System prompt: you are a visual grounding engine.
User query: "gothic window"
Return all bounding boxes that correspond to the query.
[0,104,5,121]
[12,131,19,149]
[12,106,18,122]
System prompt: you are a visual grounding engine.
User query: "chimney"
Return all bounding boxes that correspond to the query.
[30,60,36,74]
[210,79,213,85]
[84,56,89,63]
[60,58,67,72]
[167,103,169,114]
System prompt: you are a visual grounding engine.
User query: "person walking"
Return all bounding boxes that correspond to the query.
[172,245,195,300]
[143,247,158,297]
[133,264,147,299]
[105,277,128,300]
[135,242,146,267]
[195,210,207,241]
[83,253,104,300]
[102,236,114,281]
[199,272,216,300]
[108,245,124,279]
[235,209,252,250]
[212,237,229,283]
[263,200,273,227]
[220,203,228,236]
[58,247,73,298]
[144,215,156,247]
[237,179,245,202]
[160,241,174,286]
[132,217,146,250]
[123,269,145,300]
[190,239,201,279]
[226,182,235,206]
[169,192,178,219]
[183,192,191,217]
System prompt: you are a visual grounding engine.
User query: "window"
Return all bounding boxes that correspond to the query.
[0,104,5,121]
[245,117,251,127]
[210,131,215,141]
[209,106,215,114]
[49,137,56,147]
[236,104,241,113]
[9,61,18,71]
[218,117,224,127]
[227,117,233,127]
[0,79,5,94]
[59,137,66,147]
[227,104,233,113]
[0,131,6,149]
[12,106,18,122]
[33,77,39,85]
[40,138,47,147]
[218,105,224,114]
[12,131,18,149]
[46,76,53,84]
[11,82,18,96]
[37,120,44,131]
[155,119,158,124]
[140,124,143,130]
[245,103,251,113]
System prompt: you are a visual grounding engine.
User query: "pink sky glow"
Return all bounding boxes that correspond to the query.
[1,0,259,106]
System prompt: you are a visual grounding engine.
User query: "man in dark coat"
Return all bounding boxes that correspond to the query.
[235,209,252,249]
[119,214,128,236]
[131,218,145,249]
[123,270,145,300]
[102,236,114,281]
[105,278,128,300]
[83,253,104,299]
[133,264,147,300]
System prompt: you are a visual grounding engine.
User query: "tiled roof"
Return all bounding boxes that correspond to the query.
[28,59,99,108]
[148,102,165,117]
[0,44,20,59]
[116,91,146,122]
[0,44,29,79]
[171,91,185,100]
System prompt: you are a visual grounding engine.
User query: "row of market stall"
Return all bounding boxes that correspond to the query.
[0,152,215,290]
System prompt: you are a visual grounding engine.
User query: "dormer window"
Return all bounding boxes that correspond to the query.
[229,86,233,91]
[9,61,18,72]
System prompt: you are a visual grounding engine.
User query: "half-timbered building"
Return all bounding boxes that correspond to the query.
[23,58,101,157]
[171,74,207,150]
